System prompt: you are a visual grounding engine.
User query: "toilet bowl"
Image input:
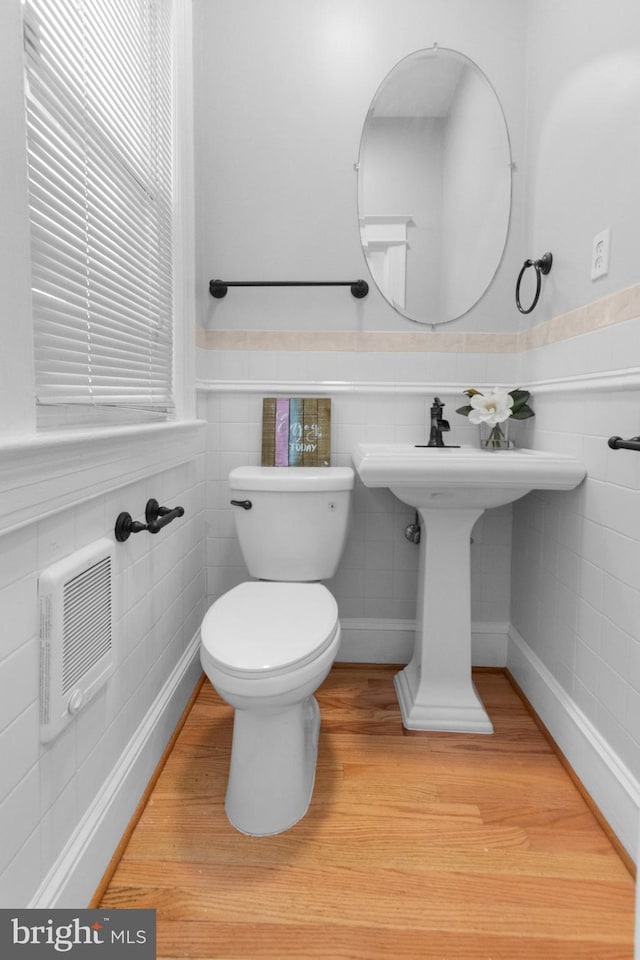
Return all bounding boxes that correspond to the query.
[201,581,340,835]
[199,465,354,836]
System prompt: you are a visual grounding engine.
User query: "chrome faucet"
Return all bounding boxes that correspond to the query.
[427,397,450,447]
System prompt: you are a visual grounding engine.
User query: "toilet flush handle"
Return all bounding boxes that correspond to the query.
[230,499,252,510]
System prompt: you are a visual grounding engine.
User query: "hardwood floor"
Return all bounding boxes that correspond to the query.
[96,665,636,959]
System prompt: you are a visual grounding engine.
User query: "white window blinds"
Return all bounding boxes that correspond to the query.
[24,0,175,421]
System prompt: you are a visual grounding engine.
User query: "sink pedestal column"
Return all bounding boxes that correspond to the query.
[394,506,494,734]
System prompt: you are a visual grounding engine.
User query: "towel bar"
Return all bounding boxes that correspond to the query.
[608,436,640,452]
[209,278,369,299]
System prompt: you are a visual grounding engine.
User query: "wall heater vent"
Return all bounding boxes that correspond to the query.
[39,538,115,743]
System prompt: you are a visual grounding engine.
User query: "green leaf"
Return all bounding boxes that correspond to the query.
[509,388,533,418]
[510,408,535,420]
[456,404,473,416]
[509,388,530,403]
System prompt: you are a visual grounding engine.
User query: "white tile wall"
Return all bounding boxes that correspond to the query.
[512,316,640,785]
[0,455,206,907]
[198,369,513,630]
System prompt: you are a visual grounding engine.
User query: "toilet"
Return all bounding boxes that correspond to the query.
[200,465,354,836]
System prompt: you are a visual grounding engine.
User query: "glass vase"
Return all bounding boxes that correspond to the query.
[479,419,513,450]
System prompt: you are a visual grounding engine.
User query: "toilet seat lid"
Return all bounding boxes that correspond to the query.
[201,582,339,677]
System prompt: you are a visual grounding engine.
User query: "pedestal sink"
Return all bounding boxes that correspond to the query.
[352,443,586,733]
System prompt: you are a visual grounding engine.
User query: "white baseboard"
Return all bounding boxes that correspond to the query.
[338,617,509,666]
[507,624,640,863]
[29,632,203,908]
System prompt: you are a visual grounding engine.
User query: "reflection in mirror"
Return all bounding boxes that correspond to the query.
[357,46,512,325]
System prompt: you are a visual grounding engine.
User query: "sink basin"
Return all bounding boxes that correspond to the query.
[352,442,587,510]
[352,442,586,733]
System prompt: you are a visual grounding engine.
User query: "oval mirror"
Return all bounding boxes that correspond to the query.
[357,46,512,325]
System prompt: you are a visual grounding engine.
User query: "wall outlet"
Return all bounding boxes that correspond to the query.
[591,228,610,280]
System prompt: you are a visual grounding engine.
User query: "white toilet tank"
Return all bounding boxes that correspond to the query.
[229,466,354,581]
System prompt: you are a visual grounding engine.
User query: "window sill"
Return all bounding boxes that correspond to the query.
[0,419,206,535]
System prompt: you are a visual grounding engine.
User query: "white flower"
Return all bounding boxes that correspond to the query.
[467,388,514,426]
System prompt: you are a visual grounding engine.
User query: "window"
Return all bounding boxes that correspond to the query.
[23,0,175,426]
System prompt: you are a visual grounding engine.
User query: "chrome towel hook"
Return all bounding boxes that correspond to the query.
[515,252,553,314]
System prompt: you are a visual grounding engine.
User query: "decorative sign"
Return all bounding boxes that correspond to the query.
[262,397,331,466]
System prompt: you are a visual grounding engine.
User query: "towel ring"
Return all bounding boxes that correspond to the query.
[515,252,553,314]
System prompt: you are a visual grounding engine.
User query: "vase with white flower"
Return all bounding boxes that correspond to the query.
[456,387,534,449]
